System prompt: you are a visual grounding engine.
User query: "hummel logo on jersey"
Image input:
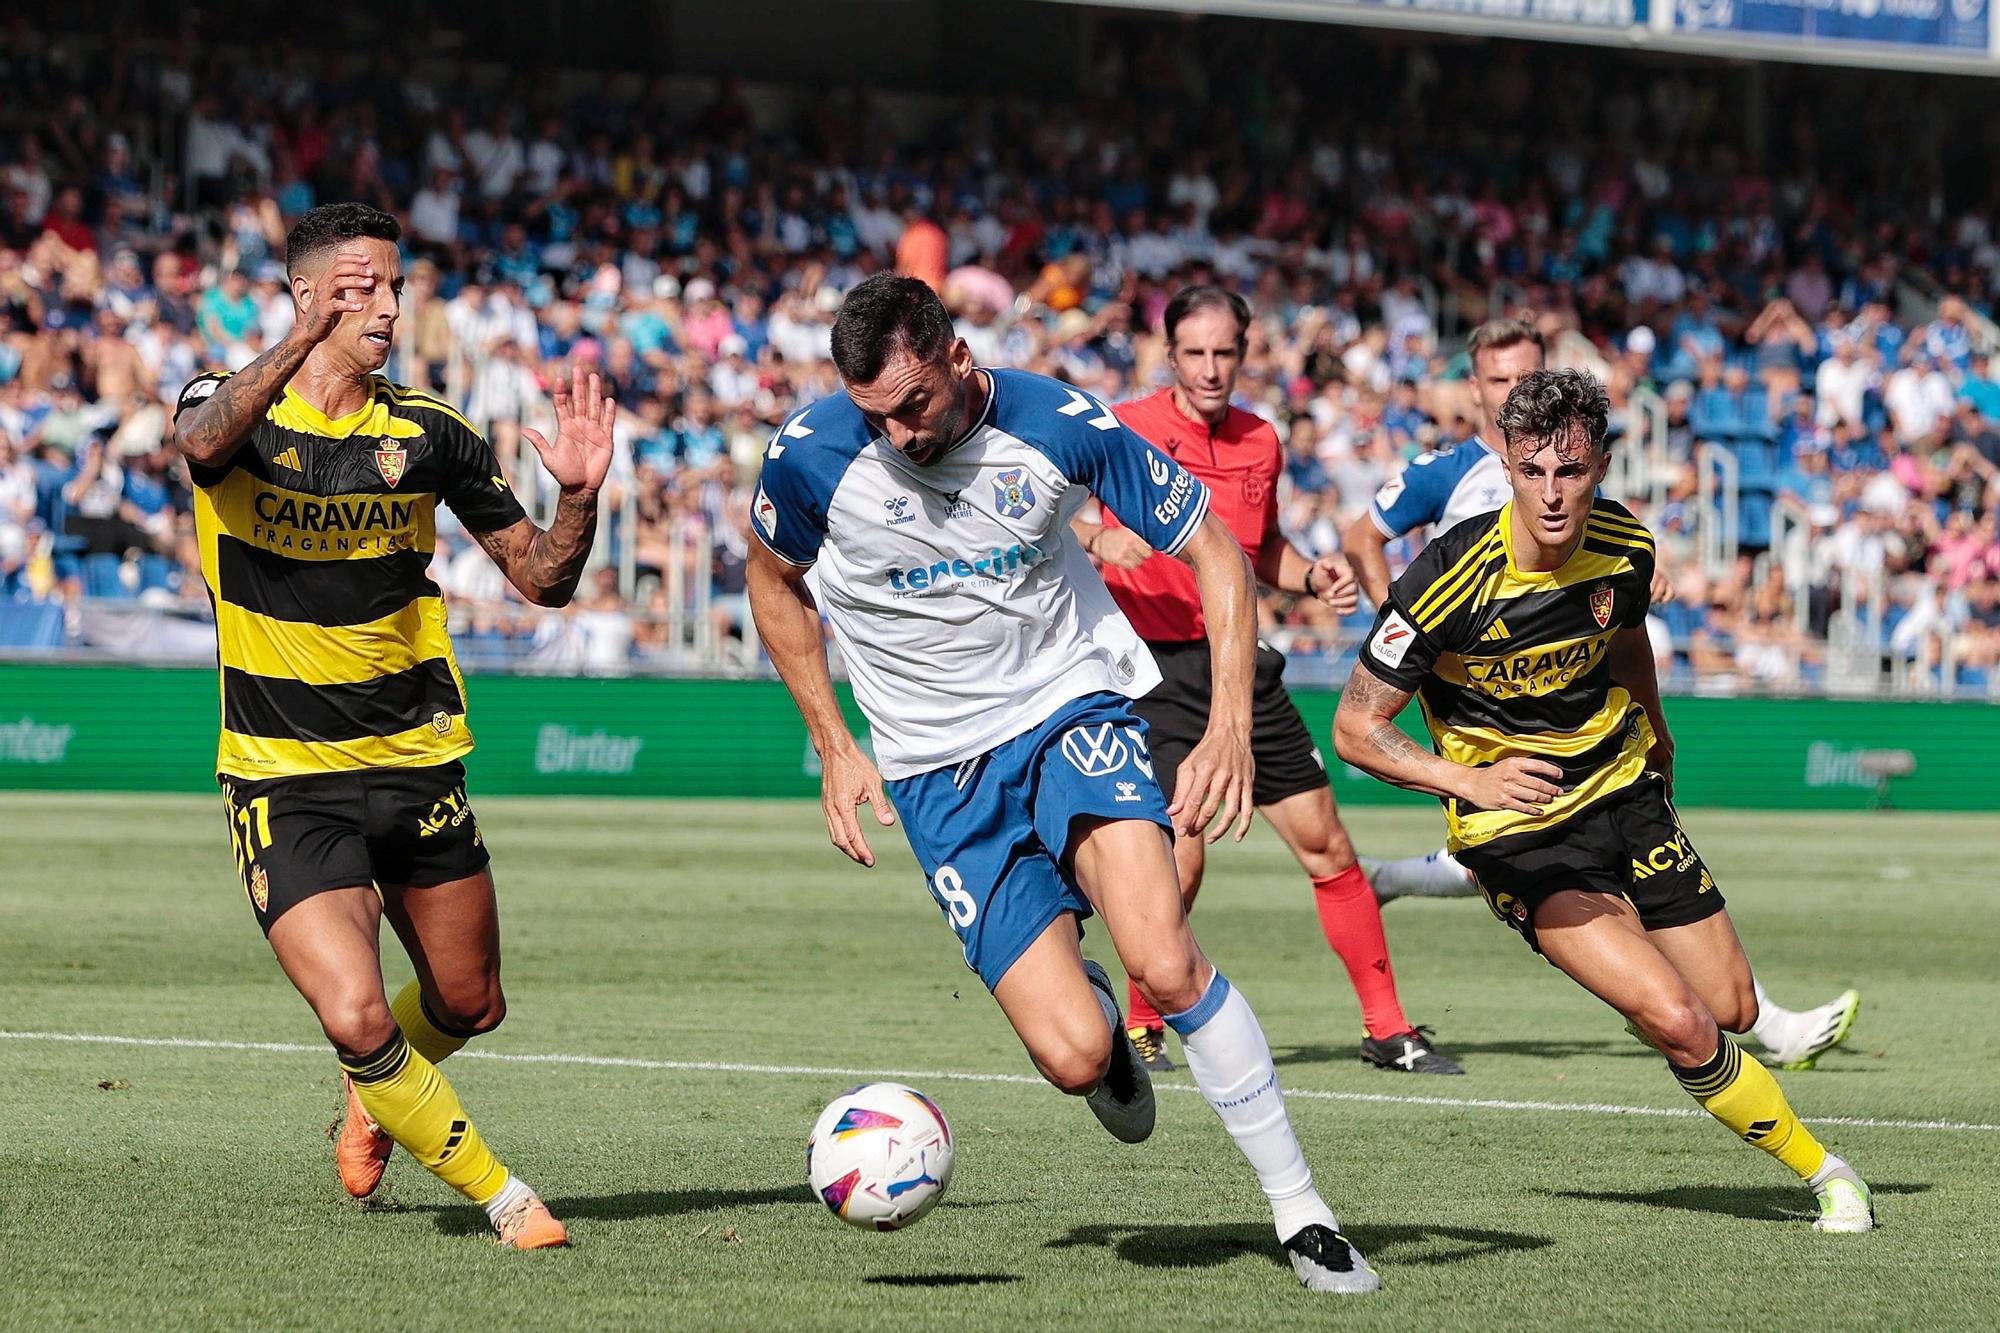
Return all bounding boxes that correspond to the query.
[885,495,915,525]
[1061,723,1129,777]
[768,411,814,458]
[271,446,302,473]
[1479,617,1509,643]
[1115,781,1140,803]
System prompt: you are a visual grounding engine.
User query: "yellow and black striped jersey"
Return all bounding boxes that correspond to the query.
[1356,499,1657,851]
[174,372,526,780]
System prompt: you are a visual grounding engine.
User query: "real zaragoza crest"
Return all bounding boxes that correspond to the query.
[993,467,1035,518]
[1590,583,1614,628]
[375,443,407,487]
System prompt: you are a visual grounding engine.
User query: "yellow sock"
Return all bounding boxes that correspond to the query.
[390,980,474,1065]
[341,1033,509,1204]
[1670,1034,1828,1181]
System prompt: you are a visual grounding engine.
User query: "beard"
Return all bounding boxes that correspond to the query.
[904,396,969,464]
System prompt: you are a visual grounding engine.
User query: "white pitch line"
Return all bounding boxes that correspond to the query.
[4,1029,1993,1135]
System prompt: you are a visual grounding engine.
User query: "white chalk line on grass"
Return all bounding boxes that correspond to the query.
[3,1029,1993,1135]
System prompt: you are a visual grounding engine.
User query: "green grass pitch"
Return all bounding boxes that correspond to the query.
[1,794,1995,1330]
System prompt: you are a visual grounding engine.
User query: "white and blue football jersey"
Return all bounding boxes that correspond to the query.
[753,367,1212,779]
[1367,437,1511,544]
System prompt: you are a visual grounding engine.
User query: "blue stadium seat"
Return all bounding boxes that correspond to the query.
[138,554,177,593]
[1738,493,1773,549]
[1690,389,1739,441]
[0,603,66,648]
[1732,439,1779,488]
[82,553,128,599]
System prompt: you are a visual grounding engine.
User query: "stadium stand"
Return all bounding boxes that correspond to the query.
[1,13,1997,696]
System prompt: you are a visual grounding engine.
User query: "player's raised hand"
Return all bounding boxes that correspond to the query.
[1092,526,1154,570]
[821,741,897,868]
[1170,728,1255,844]
[296,251,376,346]
[1457,756,1565,817]
[523,364,616,495]
[1308,553,1360,615]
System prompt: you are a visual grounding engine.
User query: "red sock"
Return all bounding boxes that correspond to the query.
[1312,864,1411,1040]
[1127,978,1163,1033]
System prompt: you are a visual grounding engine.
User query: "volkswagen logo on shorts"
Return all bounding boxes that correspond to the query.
[1060,722,1129,777]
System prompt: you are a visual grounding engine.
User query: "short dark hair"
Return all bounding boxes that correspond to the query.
[1497,368,1611,455]
[285,203,401,277]
[1466,317,1546,366]
[830,275,955,383]
[1162,285,1251,353]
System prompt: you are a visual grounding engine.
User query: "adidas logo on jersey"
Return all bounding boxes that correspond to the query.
[271,447,303,472]
[1479,617,1510,643]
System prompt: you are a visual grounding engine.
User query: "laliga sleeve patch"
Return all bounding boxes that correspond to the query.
[1369,611,1416,669]
[179,377,220,408]
[754,486,779,540]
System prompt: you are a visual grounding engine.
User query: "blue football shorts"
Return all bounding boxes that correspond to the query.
[887,692,1173,991]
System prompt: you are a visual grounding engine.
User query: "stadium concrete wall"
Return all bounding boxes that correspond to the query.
[1,664,1994,811]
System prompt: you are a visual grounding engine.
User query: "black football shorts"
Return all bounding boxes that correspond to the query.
[1455,774,1725,954]
[218,760,490,933]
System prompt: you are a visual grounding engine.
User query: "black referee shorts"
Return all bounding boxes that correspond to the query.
[1133,639,1329,808]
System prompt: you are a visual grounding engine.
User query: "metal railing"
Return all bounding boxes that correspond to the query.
[1694,443,1739,580]
[1608,386,1670,508]
[1761,496,1815,635]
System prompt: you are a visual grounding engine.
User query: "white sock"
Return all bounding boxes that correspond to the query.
[1165,972,1338,1242]
[1373,849,1478,899]
[482,1173,532,1227]
[1749,976,1797,1052]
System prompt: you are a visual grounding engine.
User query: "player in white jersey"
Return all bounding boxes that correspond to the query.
[749,276,1380,1293]
[1341,318,1860,1069]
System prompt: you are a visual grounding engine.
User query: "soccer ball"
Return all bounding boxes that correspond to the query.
[806,1082,954,1231]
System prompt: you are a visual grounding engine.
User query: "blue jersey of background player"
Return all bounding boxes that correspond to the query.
[746,275,1381,1294]
[1343,319,1545,610]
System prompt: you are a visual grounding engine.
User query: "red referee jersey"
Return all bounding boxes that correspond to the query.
[1100,388,1282,642]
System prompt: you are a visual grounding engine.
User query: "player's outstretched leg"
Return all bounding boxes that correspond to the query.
[1358,848,1479,905]
[1535,893,1873,1234]
[1747,976,1862,1070]
[1262,791,1462,1076]
[340,873,511,1196]
[272,891,566,1248]
[1072,818,1380,1293]
[992,919,1154,1144]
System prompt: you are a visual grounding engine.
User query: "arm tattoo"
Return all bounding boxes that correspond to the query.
[1364,721,1430,763]
[1337,665,1407,713]
[176,336,316,466]
[474,491,599,607]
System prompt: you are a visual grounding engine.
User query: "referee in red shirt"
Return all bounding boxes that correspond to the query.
[1076,286,1461,1076]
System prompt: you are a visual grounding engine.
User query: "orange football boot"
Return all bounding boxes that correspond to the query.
[494,1193,569,1250]
[335,1074,394,1198]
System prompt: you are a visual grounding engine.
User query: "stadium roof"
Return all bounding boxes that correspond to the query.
[1064,0,2000,76]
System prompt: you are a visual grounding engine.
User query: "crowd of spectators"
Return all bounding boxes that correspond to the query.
[2,16,1998,691]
